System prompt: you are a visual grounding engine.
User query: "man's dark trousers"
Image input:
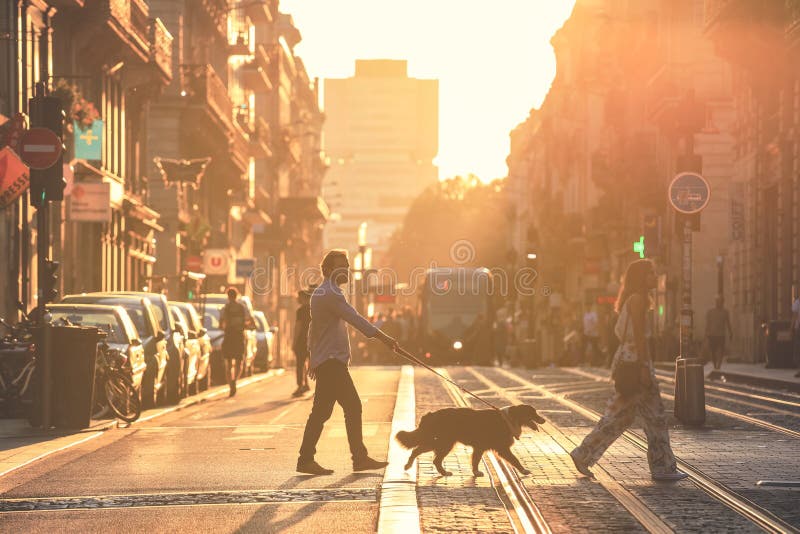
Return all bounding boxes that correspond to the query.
[299,359,367,461]
[295,351,308,387]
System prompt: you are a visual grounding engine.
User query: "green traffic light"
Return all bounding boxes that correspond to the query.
[633,236,645,258]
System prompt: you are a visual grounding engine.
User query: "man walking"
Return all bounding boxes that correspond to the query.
[297,249,399,475]
[706,295,733,370]
[291,285,316,397]
[219,287,252,397]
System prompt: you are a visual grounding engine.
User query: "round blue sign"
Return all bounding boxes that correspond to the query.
[669,172,710,214]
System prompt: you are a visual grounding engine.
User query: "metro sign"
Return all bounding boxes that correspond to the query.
[203,249,230,275]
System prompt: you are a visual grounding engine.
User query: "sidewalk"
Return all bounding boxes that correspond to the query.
[706,361,800,393]
[0,369,283,478]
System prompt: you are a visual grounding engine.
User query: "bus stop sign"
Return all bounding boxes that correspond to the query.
[669,172,710,214]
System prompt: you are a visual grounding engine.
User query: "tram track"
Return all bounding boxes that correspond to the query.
[462,367,675,534]
[437,368,552,534]
[480,366,798,534]
[652,368,800,410]
[563,367,800,440]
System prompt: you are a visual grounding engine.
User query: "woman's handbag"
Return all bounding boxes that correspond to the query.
[611,303,642,397]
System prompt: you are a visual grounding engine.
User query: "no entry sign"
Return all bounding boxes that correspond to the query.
[669,172,710,214]
[20,128,62,170]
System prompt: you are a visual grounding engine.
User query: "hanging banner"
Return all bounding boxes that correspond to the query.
[74,119,103,161]
[0,147,30,208]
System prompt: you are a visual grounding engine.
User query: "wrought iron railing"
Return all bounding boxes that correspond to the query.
[149,18,173,80]
[181,64,234,131]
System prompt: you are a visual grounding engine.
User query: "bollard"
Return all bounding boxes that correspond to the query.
[674,357,705,425]
[683,357,706,426]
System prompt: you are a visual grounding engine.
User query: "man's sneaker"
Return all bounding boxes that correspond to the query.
[652,471,689,482]
[291,387,304,398]
[300,384,310,393]
[353,456,389,472]
[297,458,334,475]
[569,449,595,478]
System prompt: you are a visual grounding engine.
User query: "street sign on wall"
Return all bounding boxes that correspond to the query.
[204,249,230,276]
[235,258,256,279]
[74,120,103,161]
[669,172,710,214]
[0,147,30,208]
[68,181,111,222]
[19,127,62,170]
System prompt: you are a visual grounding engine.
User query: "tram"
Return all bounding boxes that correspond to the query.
[417,267,495,365]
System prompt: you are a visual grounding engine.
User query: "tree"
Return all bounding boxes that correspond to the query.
[386,175,510,282]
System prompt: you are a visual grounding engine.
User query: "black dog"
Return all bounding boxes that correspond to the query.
[395,404,545,477]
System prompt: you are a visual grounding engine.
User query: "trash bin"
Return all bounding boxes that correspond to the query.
[674,357,705,426]
[763,320,795,368]
[32,326,105,428]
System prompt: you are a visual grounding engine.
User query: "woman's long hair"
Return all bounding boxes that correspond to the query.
[615,259,654,313]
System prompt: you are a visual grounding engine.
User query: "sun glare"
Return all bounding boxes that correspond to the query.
[281,0,576,182]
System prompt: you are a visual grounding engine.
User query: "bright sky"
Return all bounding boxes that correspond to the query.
[280,1,576,182]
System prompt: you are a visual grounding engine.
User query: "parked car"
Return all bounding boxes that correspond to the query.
[47,304,147,392]
[115,292,185,403]
[169,301,211,392]
[253,310,277,372]
[196,295,257,376]
[169,305,201,396]
[59,294,168,408]
[200,303,226,386]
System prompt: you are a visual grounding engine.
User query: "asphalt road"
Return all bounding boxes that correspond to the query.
[0,367,401,533]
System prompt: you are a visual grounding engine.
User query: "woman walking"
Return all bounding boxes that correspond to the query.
[570,259,687,481]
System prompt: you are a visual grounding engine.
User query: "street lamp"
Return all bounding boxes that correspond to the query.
[354,222,369,313]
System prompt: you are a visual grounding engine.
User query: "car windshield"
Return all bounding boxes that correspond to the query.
[203,306,222,330]
[60,296,152,336]
[49,312,127,344]
[148,303,168,332]
[173,303,202,332]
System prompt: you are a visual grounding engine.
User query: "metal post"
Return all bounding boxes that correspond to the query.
[679,219,693,358]
[41,321,52,428]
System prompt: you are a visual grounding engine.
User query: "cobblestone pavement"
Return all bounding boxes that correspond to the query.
[467,366,799,531]
[414,372,513,533]
[0,488,376,512]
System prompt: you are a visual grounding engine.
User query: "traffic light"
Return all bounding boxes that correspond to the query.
[28,95,66,206]
[41,259,59,304]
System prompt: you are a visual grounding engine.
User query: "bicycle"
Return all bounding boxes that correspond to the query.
[92,342,141,423]
[0,314,38,422]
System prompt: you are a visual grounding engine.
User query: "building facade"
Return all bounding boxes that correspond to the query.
[323,60,438,260]
[1,0,327,368]
[506,0,748,362]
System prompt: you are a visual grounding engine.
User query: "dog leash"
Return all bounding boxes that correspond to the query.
[392,346,503,412]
